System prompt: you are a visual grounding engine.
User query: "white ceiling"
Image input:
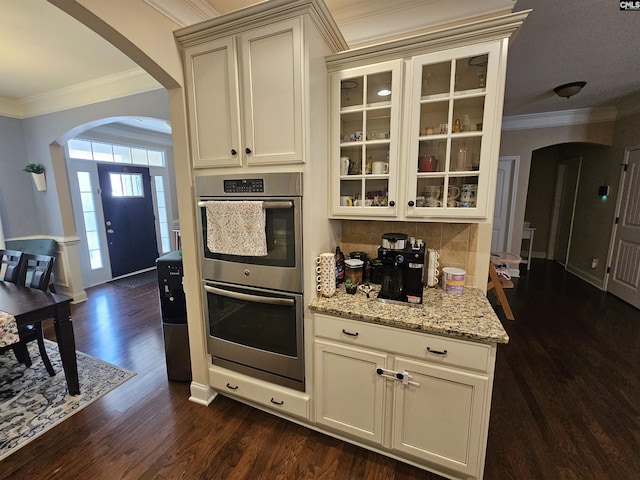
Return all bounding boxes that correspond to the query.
[1,0,638,130]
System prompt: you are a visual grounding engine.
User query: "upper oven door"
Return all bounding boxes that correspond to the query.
[197,197,302,292]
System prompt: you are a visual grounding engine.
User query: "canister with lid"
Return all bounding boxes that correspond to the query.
[344,258,364,285]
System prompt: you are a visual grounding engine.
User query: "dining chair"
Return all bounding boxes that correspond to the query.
[0,249,25,283]
[3,253,57,375]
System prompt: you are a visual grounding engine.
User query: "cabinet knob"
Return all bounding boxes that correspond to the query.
[230,149,237,156]
[389,200,395,207]
[408,201,415,207]
[245,147,252,155]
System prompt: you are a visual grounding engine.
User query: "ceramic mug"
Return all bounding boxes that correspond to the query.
[447,200,460,207]
[340,156,350,176]
[424,185,441,199]
[426,198,442,207]
[372,162,389,174]
[460,199,476,208]
[461,183,477,201]
[418,155,437,172]
[340,195,353,206]
[448,185,461,199]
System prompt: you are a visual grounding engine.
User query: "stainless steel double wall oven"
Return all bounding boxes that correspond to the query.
[196,173,305,391]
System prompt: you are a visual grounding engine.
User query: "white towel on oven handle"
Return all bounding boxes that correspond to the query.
[205,201,268,256]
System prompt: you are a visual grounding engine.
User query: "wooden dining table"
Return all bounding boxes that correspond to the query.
[0,281,79,395]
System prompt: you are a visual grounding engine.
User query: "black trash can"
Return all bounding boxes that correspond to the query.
[156,251,191,381]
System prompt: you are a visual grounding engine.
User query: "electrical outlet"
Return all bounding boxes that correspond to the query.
[591,258,598,269]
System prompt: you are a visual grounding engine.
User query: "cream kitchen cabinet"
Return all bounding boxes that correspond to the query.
[327,14,526,221]
[329,60,403,216]
[314,341,388,444]
[210,364,310,419]
[314,313,495,479]
[405,41,504,219]
[180,17,305,168]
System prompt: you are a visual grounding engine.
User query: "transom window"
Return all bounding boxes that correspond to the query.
[68,138,165,167]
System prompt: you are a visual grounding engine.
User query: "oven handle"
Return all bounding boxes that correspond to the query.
[197,200,293,209]
[204,284,295,306]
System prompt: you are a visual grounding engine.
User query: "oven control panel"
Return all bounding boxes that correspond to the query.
[224,178,264,193]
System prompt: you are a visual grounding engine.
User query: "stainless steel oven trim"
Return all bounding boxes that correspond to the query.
[197,195,303,293]
[203,280,305,390]
[204,284,294,306]
[197,200,294,210]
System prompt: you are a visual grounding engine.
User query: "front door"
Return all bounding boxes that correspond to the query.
[97,164,158,277]
[608,149,640,308]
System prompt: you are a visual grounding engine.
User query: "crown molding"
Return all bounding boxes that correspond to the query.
[0,68,162,119]
[332,0,515,47]
[144,0,219,27]
[501,107,619,131]
[0,97,23,118]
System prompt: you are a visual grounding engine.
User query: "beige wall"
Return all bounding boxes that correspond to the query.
[523,147,559,256]
[341,220,479,287]
[499,121,615,262]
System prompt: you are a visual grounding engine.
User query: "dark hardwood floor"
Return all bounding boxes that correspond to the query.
[1,260,638,479]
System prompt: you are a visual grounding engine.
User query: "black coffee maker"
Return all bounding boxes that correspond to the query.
[377,233,426,304]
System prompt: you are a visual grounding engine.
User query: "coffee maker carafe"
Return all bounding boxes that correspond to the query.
[380,263,405,300]
[377,233,425,304]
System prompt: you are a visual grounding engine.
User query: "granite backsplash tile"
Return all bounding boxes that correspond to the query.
[340,220,478,286]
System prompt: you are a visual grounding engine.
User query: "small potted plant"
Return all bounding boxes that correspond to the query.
[24,163,47,191]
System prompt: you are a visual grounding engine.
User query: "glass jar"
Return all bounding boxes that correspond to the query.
[345,258,364,285]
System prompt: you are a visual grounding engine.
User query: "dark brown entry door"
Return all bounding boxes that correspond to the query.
[97,164,158,277]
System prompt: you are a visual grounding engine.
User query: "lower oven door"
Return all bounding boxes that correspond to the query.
[204,280,304,391]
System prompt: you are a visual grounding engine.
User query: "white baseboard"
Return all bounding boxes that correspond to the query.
[189,382,217,405]
[566,265,605,290]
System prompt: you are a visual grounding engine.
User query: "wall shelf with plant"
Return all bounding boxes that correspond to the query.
[24,163,47,191]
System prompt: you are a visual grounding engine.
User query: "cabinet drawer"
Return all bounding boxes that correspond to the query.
[210,366,309,419]
[314,314,491,372]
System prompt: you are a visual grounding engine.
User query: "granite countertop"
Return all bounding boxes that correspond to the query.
[309,284,509,344]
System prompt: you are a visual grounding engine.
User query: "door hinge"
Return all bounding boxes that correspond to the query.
[623,164,628,172]
[615,217,619,224]
[607,266,611,274]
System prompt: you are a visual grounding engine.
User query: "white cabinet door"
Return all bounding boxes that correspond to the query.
[405,41,503,219]
[330,60,403,217]
[184,18,304,168]
[185,37,242,168]
[392,357,488,477]
[239,17,303,165]
[315,340,387,444]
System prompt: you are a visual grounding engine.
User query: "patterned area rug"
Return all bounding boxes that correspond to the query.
[0,340,135,461]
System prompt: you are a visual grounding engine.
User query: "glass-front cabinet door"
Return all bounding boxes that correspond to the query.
[406,42,501,219]
[330,60,402,216]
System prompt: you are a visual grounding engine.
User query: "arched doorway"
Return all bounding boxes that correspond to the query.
[63,116,176,287]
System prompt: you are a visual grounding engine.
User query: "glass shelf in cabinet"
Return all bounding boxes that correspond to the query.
[340,104,365,113]
[364,100,392,109]
[418,133,447,141]
[452,87,486,98]
[420,92,450,102]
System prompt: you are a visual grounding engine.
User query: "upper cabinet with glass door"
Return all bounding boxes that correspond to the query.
[406,42,502,219]
[331,60,403,216]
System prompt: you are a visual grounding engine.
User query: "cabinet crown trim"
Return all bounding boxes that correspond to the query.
[176,0,347,51]
[326,10,530,70]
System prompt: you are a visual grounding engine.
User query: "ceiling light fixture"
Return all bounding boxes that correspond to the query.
[377,88,392,97]
[553,81,586,99]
